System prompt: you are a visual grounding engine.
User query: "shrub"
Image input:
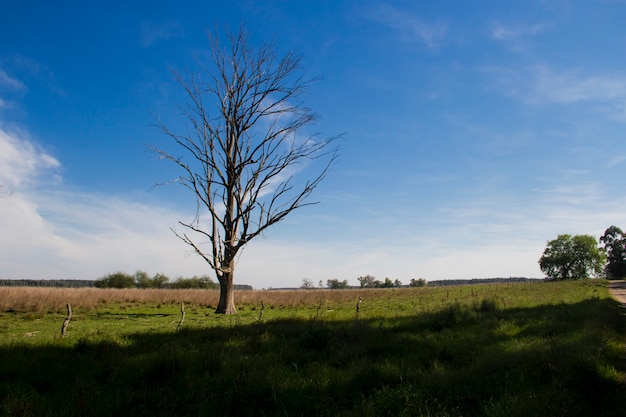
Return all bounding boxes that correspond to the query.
[170,275,218,289]
[94,272,136,288]
[326,279,349,289]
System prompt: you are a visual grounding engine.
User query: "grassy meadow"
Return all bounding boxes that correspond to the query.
[1,280,625,416]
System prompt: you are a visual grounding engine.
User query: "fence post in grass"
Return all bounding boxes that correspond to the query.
[176,302,185,331]
[258,301,265,321]
[356,296,362,313]
[314,299,323,321]
[61,303,72,338]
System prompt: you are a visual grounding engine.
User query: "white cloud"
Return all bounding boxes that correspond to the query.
[140,21,184,47]
[0,126,60,189]
[607,154,626,168]
[532,67,626,104]
[0,127,208,281]
[0,98,10,111]
[491,22,545,41]
[0,187,211,281]
[483,65,626,109]
[367,4,448,49]
[0,68,26,91]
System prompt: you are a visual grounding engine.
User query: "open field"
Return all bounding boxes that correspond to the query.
[1,280,625,416]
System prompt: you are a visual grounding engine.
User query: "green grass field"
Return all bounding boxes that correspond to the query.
[1,280,625,416]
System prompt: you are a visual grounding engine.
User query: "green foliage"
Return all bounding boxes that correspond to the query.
[94,271,136,288]
[170,275,218,289]
[93,272,217,289]
[410,278,428,287]
[0,280,624,416]
[358,275,377,288]
[428,277,537,286]
[0,279,95,287]
[134,271,153,288]
[152,273,170,288]
[600,226,626,280]
[300,278,315,289]
[381,277,394,288]
[539,234,606,280]
[326,278,349,289]
[358,275,402,288]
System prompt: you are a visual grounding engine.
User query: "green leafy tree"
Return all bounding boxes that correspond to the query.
[95,272,136,288]
[326,279,349,289]
[152,273,170,288]
[381,277,394,288]
[538,234,605,280]
[600,226,626,280]
[135,271,153,289]
[409,278,427,287]
[357,275,377,288]
[154,27,338,314]
[300,278,315,289]
[171,275,218,289]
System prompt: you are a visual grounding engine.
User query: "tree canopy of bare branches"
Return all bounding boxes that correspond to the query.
[154,27,339,314]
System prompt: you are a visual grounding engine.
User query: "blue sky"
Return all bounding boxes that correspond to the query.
[2,0,626,288]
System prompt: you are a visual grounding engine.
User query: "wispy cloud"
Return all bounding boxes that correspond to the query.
[0,126,60,188]
[366,4,448,49]
[607,154,626,168]
[140,21,184,47]
[491,21,545,41]
[0,98,12,111]
[531,67,626,104]
[483,65,626,112]
[0,68,26,91]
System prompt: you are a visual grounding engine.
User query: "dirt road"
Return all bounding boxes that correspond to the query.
[609,280,626,305]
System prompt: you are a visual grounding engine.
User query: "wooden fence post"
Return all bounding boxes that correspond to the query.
[176,302,185,331]
[61,303,72,338]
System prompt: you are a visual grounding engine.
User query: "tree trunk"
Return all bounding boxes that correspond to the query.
[215,270,237,314]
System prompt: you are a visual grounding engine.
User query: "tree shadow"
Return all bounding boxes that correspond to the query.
[1,298,625,417]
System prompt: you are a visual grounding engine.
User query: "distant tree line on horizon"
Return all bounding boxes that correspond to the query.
[427,277,542,287]
[0,272,253,290]
[296,276,538,290]
[94,271,253,290]
[0,279,96,288]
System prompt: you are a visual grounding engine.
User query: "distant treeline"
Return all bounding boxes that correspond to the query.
[0,276,253,290]
[0,276,538,289]
[0,279,96,288]
[92,271,250,290]
[428,277,544,287]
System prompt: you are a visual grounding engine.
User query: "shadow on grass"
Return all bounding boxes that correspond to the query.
[93,312,175,319]
[1,298,625,417]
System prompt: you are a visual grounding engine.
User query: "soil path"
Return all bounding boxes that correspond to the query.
[609,280,626,305]
[608,280,626,389]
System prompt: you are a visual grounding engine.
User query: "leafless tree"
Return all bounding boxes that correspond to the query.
[154,27,339,314]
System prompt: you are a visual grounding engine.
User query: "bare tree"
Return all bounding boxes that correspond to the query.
[154,27,339,314]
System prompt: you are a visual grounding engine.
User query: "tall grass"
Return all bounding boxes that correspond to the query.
[0,287,374,313]
[0,280,577,314]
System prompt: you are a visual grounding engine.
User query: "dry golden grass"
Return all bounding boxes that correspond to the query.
[0,286,416,313]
